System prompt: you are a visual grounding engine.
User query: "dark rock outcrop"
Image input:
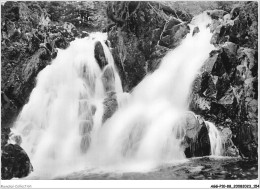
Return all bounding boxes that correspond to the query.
[1,2,68,127]
[159,22,190,49]
[190,2,258,160]
[207,9,228,20]
[1,144,33,180]
[94,41,108,69]
[1,127,11,147]
[107,1,191,91]
[1,1,108,127]
[210,2,258,50]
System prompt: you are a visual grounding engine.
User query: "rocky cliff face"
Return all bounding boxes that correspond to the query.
[107,1,258,160]
[190,2,258,160]
[1,1,108,128]
[107,1,191,91]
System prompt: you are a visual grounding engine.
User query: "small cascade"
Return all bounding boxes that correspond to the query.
[206,121,223,156]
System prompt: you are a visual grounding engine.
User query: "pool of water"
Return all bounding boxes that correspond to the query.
[54,157,258,180]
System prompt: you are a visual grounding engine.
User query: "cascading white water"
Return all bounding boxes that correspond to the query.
[206,121,223,156]
[11,12,224,178]
[11,32,123,177]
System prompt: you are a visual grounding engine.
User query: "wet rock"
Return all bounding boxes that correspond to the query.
[94,41,108,70]
[164,17,182,31]
[181,113,211,158]
[151,28,162,45]
[1,127,11,147]
[210,2,258,50]
[200,72,217,98]
[192,26,200,36]
[109,30,146,91]
[191,3,258,160]
[148,45,169,72]
[10,135,23,146]
[210,19,222,33]
[1,144,33,180]
[102,91,118,123]
[80,31,89,38]
[159,22,190,49]
[2,1,95,127]
[237,47,257,79]
[201,51,219,73]
[230,6,240,20]
[183,112,201,139]
[207,10,228,20]
[190,94,211,113]
[223,14,231,22]
[102,65,115,93]
[236,123,258,161]
[222,42,238,55]
[211,49,238,77]
[221,128,239,157]
[2,47,50,127]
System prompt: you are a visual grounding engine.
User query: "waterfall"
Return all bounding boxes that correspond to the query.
[206,121,223,156]
[11,33,122,177]
[10,12,224,178]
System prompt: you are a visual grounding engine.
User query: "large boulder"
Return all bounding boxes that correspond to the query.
[1,144,33,180]
[221,127,239,157]
[177,112,211,158]
[178,112,239,158]
[183,115,211,158]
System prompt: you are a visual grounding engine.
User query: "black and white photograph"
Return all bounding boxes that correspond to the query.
[1,1,258,188]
